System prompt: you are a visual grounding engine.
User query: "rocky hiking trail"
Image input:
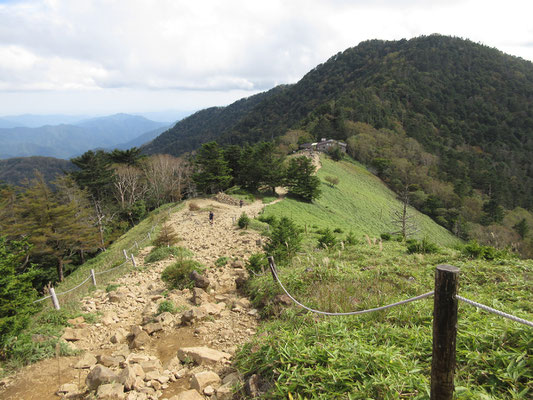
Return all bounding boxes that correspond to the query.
[1,197,276,400]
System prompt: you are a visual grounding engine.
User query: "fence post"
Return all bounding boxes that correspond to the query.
[123,249,128,260]
[148,232,151,240]
[135,241,138,249]
[90,269,97,287]
[50,287,60,310]
[431,265,460,400]
[131,254,137,268]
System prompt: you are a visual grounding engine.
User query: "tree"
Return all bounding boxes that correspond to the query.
[8,174,99,282]
[285,156,321,202]
[192,142,232,194]
[513,218,529,239]
[142,154,190,207]
[0,236,38,354]
[70,150,114,248]
[108,147,144,166]
[238,142,284,193]
[391,188,419,240]
[153,224,180,247]
[264,217,302,264]
[328,145,344,161]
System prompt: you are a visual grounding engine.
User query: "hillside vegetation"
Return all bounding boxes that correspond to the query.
[261,156,459,247]
[235,158,532,398]
[143,35,533,256]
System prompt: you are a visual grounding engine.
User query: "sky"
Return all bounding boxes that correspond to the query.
[1,0,532,119]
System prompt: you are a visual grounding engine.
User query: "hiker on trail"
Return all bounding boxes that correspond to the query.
[209,211,214,225]
[239,199,243,208]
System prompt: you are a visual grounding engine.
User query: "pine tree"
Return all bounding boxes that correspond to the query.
[192,142,232,194]
[285,156,321,202]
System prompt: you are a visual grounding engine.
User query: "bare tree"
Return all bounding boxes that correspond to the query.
[391,187,419,239]
[142,154,191,207]
[112,165,146,210]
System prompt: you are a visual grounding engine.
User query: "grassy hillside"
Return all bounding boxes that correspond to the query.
[261,155,460,247]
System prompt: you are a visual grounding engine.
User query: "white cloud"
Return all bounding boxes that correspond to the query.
[0,0,532,114]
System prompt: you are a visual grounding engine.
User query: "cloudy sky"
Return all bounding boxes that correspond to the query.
[1,0,532,119]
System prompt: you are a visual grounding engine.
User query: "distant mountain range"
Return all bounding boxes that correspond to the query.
[0,113,171,159]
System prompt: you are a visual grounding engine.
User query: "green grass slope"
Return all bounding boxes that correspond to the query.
[262,155,460,247]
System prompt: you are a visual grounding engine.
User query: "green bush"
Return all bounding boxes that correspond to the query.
[161,259,204,289]
[145,246,193,263]
[238,212,251,229]
[333,227,343,234]
[264,217,302,264]
[344,231,357,245]
[380,233,392,241]
[258,215,277,225]
[215,256,229,267]
[157,300,179,315]
[318,228,337,249]
[406,237,439,254]
[246,253,269,274]
[462,241,506,260]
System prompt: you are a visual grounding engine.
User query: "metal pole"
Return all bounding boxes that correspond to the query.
[431,265,460,400]
[50,287,60,310]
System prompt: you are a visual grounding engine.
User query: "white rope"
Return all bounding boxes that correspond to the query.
[456,295,533,328]
[95,260,130,275]
[55,275,92,296]
[33,294,52,303]
[270,266,434,316]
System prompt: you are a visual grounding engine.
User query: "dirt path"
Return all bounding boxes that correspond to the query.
[0,198,272,400]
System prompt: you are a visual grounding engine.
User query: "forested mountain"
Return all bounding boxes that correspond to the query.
[0,114,167,159]
[144,35,533,213]
[0,156,75,187]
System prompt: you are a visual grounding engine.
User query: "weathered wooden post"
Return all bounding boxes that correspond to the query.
[135,241,138,249]
[50,287,60,310]
[131,254,137,267]
[90,269,97,287]
[148,232,151,240]
[123,249,128,260]
[431,265,460,400]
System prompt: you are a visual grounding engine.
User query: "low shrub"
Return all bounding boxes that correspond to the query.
[145,246,193,263]
[380,233,392,241]
[188,202,200,211]
[318,228,337,249]
[462,241,507,260]
[215,256,229,267]
[161,259,204,289]
[157,300,179,315]
[344,231,357,245]
[238,212,250,229]
[257,215,277,225]
[333,227,343,234]
[406,237,439,254]
[246,253,269,274]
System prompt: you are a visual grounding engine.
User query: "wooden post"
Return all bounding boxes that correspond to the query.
[90,269,97,286]
[50,287,60,310]
[123,249,128,260]
[135,241,138,249]
[267,256,277,282]
[148,232,151,240]
[431,265,460,400]
[131,254,137,267]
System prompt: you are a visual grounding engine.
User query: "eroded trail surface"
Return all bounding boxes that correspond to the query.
[1,198,270,400]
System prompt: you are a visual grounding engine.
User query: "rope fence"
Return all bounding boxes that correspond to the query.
[32,222,159,308]
[266,257,532,400]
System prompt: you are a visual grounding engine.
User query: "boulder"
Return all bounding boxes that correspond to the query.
[75,352,97,369]
[97,354,124,368]
[96,382,125,399]
[155,311,175,326]
[170,389,204,400]
[118,365,137,391]
[62,327,87,341]
[198,302,225,316]
[56,383,79,397]
[177,346,231,365]
[190,371,221,392]
[190,270,210,289]
[139,359,162,373]
[67,316,85,326]
[191,288,209,306]
[143,322,163,335]
[216,383,233,400]
[110,328,127,344]
[180,308,206,325]
[86,365,119,390]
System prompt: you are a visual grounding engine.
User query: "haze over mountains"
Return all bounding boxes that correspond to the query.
[0,113,172,160]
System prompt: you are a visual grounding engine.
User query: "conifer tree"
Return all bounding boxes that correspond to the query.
[285,156,321,202]
[192,142,232,194]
